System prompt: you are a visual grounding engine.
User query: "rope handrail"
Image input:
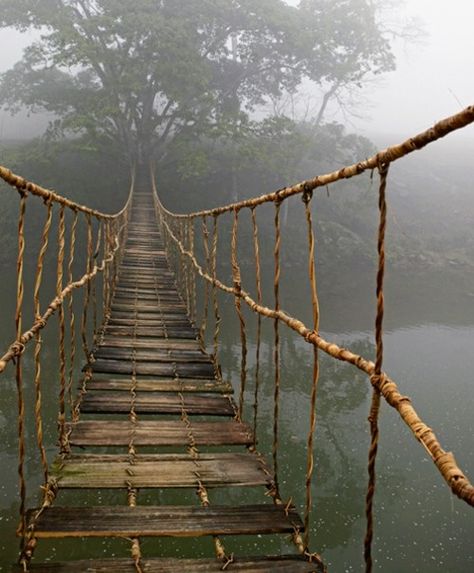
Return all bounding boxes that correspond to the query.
[0,164,133,219]
[0,106,473,571]
[156,104,474,219]
[151,105,474,571]
[0,229,123,373]
[154,195,474,507]
[0,173,135,374]
[0,167,133,568]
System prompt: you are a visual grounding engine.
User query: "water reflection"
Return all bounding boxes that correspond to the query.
[1,260,473,571]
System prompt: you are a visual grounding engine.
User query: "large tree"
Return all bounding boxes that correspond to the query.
[0,0,395,167]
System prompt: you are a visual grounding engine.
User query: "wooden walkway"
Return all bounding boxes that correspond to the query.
[25,189,321,571]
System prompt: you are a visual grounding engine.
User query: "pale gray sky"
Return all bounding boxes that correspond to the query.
[359,0,474,138]
[0,1,473,140]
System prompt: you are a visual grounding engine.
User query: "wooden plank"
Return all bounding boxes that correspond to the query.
[51,453,269,488]
[109,310,189,318]
[103,327,197,339]
[26,504,302,538]
[23,556,322,572]
[111,302,185,310]
[89,360,214,378]
[66,420,253,446]
[113,294,179,302]
[93,347,210,363]
[112,301,184,308]
[109,302,184,309]
[80,391,235,415]
[106,319,192,328]
[105,326,198,339]
[85,378,233,394]
[98,337,202,350]
[110,305,186,314]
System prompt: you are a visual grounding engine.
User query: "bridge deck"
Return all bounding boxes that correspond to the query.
[24,190,321,572]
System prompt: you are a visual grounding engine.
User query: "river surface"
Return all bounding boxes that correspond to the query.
[0,257,473,571]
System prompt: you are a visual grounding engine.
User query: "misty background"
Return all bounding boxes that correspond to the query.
[0,2,473,572]
[0,0,473,272]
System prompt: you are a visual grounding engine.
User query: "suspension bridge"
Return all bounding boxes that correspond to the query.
[1,106,473,572]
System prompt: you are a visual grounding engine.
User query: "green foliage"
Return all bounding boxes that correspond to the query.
[0,0,396,164]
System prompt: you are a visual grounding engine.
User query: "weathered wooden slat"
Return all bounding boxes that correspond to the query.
[93,347,210,363]
[112,301,185,309]
[80,391,234,415]
[103,327,197,339]
[85,378,233,394]
[89,360,214,378]
[51,453,268,488]
[111,304,186,313]
[109,308,189,316]
[26,504,302,538]
[116,277,175,283]
[112,299,184,306]
[113,293,181,301]
[23,556,321,572]
[66,420,253,446]
[98,337,202,350]
[106,319,192,329]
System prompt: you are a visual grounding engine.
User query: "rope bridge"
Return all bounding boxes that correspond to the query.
[0,106,473,572]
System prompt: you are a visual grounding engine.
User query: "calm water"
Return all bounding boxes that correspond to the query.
[0,258,473,571]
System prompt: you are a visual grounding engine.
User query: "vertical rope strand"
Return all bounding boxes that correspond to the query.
[211,216,221,369]
[56,206,68,453]
[189,220,196,324]
[302,190,321,550]
[81,214,93,358]
[231,209,247,420]
[200,216,211,348]
[251,208,263,446]
[66,210,78,416]
[364,163,390,573]
[272,201,282,492]
[91,221,103,343]
[15,193,27,546]
[33,201,53,483]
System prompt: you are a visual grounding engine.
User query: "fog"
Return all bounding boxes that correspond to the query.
[0,3,473,573]
[1,1,474,141]
[362,0,474,138]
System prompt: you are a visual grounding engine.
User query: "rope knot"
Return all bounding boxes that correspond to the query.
[376,154,390,176]
[369,372,382,390]
[16,184,28,199]
[274,188,285,205]
[302,184,313,204]
[304,329,318,343]
[12,341,26,357]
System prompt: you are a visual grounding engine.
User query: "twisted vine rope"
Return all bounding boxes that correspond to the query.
[0,105,473,571]
[0,168,133,567]
[153,106,474,570]
[364,163,389,572]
